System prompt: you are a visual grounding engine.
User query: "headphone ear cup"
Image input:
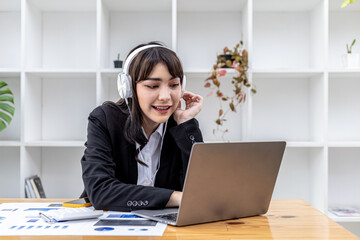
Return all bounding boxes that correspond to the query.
[181,75,187,97]
[117,73,133,99]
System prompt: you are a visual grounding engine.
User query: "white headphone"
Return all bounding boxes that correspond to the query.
[117,44,186,99]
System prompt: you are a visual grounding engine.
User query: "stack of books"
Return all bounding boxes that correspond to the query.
[329,206,360,217]
[25,175,46,198]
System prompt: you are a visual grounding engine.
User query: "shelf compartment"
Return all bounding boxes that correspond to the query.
[253,0,326,69]
[177,0,248,71]
[251,74,326,142]
[188,73,247,141]
[99,0,172,69]
[0,0,21,68]
[23,0,96,69]
[328,77,360,141]
[0,147,20,197]
[0,76,21,141]
[23,73,96,142]
[98,72,120,105]
[329,2,360,69]
[23,146,85,198]
[329,147,360,207]
[272,147,326,211]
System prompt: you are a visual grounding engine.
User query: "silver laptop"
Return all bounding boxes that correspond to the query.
[132,141,286,226]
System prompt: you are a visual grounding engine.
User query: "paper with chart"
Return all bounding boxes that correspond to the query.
[0,202,167,236]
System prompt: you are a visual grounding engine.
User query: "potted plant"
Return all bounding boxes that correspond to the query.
[113,53,123,68]
[204,41,256,140]
[342,39,359,68]
[0,80,15,132]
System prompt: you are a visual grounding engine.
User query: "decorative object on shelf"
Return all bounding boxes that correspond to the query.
[204,41,256,141]
[341,0,360,8]
[342,39,360,68]
[0,80,15,132]
[114,53,123,68]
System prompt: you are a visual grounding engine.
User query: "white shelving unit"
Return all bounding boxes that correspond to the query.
[1,0,360,235]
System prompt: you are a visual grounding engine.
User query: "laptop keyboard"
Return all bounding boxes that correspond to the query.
[154,212,178,222]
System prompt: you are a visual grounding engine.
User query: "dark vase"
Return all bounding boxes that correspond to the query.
[114,60,123,68]
[219,54,233,68]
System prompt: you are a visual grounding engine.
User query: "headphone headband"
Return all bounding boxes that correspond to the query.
[123,44,168,75]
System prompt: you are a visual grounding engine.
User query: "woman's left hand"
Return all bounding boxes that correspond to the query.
[173,91,203,125]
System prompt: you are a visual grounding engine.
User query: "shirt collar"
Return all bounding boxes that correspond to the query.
[135,122,166,150]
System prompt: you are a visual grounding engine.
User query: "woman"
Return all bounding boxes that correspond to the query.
[81,42,203,211]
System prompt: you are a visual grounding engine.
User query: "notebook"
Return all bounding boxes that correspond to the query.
[132,141,286,226]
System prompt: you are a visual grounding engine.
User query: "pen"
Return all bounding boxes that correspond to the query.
[39,212,56,224]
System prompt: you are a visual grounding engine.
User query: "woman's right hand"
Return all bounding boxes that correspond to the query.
[166,191,183,207]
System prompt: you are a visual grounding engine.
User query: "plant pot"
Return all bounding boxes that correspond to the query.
[113,60,123,68]
[342,53,360,68]
[219,54,233,68]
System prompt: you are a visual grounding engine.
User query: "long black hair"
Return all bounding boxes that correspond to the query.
[108,41,184,166]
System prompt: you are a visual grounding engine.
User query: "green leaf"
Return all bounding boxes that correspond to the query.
[351,39,356,48]
[0,95,14,103]
[0,111,12,124]
[0,80,8,89]
[0,80,15,132]
[0,120,7,132]
[0,88,13,96]
[0,103,15,115]
[215,119,221,125]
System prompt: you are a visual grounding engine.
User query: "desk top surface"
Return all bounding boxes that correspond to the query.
[0,199,357,240]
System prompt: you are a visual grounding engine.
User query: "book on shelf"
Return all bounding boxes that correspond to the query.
[329,206,360,217]
[25,175,46,198]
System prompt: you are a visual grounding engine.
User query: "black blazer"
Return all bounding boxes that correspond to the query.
[81,102,203,211]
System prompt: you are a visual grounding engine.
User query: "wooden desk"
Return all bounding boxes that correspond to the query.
[0,199,358,239]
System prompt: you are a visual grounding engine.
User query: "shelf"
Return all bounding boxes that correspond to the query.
[24,141,85,147]
[251,75,325,142]
[286,142,324,148]
[328,77,360,141]
[177,1,247,71]
[103,0,171,12]
[253,0,326,69]
[272,147,326,211]
[24,1,96,69]
[24,147,85,198]
[99,0,172,69]
[328,142,360,148]
[0,141,21,147]
[0,5,20,68]
[329,148,360,207]
[178,0,247,12]
[24,69,97,78]
[0,147,20,197]
[329,6,360,69]
[27,0,96,11]
[23,75,96,142]
[328,69,360,78]
[254,0,322,12]
[252,69,324,78]
[0,69,21,77]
